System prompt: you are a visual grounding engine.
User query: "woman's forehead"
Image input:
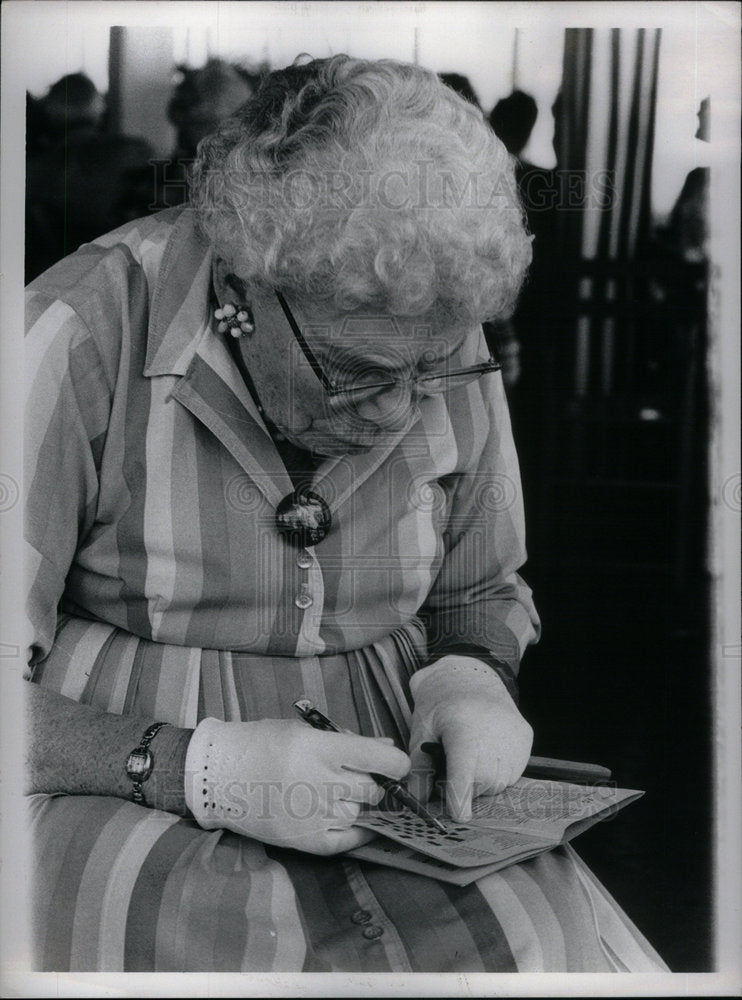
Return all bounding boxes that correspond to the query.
[305,312,470,361]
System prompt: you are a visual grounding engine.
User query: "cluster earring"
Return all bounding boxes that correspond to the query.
[214,303,255,337]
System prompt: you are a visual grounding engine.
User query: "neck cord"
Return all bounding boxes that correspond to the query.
[222,328,319,488]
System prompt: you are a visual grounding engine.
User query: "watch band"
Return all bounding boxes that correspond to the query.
[125,721,169,805]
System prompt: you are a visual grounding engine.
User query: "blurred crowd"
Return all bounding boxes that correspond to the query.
[25,60,262,282]
[21,65,584,387]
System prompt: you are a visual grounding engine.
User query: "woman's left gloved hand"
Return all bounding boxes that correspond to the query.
[406,656,533,821]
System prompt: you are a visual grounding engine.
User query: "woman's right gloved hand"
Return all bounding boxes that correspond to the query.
[184,717,410,855]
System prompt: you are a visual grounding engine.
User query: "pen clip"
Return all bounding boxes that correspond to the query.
[293,698,343,733]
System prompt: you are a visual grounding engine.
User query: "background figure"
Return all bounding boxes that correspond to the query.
[143,59,260,213]
[25,73,154,282]
[168,59,260,161]
[25,91,50,160]
[484,90,544,390]
[489,89,538,161]
[655,166,709,264]
[437,76,526,387]
[489,88,557,247]
[437,74,524,388]
[35,72,107,146]
[438,72,484,112]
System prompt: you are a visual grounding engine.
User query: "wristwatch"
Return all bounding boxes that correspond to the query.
[125,721,169,805]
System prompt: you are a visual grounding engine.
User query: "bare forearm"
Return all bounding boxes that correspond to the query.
[25,682,193,815]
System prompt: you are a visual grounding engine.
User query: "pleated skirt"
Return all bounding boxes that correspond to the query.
[28,615,668,973]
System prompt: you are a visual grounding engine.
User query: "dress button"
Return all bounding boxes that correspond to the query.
[362,925,384,940]
[350,909,372,925]
[296,550,313,570]
[294,585,313,609]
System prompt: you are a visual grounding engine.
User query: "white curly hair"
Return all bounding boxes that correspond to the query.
[191,55,532,328]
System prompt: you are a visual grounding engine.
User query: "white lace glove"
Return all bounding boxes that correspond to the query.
[406,656,533,821]
[184,717,410,855]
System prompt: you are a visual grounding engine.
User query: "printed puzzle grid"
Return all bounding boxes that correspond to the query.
[355,810,550,867]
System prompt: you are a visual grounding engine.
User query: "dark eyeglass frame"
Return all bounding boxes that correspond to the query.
[275,290,501,398]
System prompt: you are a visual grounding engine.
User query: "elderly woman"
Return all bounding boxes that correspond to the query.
[24,55,666,972]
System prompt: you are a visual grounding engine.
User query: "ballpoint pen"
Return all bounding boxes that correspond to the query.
[293,698,448,834]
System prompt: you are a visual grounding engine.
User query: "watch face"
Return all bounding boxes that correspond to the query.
[126,747,154,782]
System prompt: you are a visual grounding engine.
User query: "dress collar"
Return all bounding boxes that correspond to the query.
[138,207,434,510]
[143,208,215,378]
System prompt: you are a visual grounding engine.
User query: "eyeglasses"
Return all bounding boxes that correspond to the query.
[275,291,501,406]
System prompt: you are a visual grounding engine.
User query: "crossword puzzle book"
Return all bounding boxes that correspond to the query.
[348,777,644,886]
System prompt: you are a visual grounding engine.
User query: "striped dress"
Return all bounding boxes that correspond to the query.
[24,208,667,972]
